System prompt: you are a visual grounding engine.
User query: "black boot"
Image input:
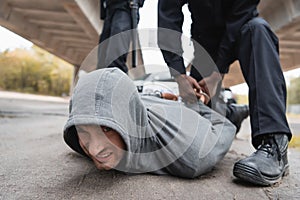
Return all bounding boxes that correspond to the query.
[212,93,249,134]
[226,104,249,133]
[233,134,289,186]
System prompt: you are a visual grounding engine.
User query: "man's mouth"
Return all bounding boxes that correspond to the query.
[96,152,113,163]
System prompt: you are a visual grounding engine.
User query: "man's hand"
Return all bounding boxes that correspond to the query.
[198,71,223,98]
[175,74,202,104]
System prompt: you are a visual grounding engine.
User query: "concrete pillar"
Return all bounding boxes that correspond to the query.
[69,65,80,95]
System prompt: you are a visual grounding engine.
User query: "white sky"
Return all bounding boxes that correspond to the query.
[138,0,193,74]
[1,1,300,95]
[0,26,32,51]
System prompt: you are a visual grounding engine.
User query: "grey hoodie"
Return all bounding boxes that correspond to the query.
[64,68,235,178]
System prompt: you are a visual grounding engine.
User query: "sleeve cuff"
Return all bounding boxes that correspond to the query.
[168,59,186,77]
[215,59,230,74]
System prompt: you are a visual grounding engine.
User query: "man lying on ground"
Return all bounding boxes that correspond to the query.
[63,68,235,178]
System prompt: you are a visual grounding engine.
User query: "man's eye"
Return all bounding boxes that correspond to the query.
[102,126,112,132]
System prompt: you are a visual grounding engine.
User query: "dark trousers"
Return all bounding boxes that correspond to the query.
[97,5,132,73]
[191,17,292,147]
[238,18,291,147]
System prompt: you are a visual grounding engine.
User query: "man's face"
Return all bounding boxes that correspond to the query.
[76,125,125,170]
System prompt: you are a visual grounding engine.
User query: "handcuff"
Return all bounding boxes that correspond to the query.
[197,90,210,105]
[157,90,210,105]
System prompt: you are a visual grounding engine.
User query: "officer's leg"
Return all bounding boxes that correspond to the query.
[233,17,291,186]
[237,17,291,146]
[105,9,132,73]
[97,15,112,69]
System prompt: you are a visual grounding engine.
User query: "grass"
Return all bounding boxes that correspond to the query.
[235,95,248,105]
[286,113,300,118]
[289,135,300,149]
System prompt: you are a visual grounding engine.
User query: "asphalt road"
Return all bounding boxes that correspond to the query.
[0,91,300,200]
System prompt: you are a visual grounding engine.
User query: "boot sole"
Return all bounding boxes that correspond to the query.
[233,162,289,186]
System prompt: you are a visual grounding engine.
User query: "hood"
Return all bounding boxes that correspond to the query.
[64,68,147,167]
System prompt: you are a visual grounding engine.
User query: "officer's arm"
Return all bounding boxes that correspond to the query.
[158,0,186,77]
[215,0,260,74]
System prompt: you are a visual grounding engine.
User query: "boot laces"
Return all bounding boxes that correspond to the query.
[257,135,282,161]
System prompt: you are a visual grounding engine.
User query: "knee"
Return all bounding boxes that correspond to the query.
[240,18,278,44]
[248,18,267,28]
[241,17,270,33]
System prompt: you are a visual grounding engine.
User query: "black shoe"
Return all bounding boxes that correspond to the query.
[226,104,249,133]
[233,134,289,186]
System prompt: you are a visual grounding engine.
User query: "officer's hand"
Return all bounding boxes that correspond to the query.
[175,74,202,104]
[198,71,223,98]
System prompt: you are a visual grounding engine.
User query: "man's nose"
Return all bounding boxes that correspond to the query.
[88,141,104,157]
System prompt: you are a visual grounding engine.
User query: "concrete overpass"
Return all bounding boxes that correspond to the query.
[0,0,101,67]
[0,0,300,86]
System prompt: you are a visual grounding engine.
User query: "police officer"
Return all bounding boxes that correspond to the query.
[158,0,292,186]
[97,0,145,73]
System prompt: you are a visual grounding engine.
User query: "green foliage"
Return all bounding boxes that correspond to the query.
[0,46,73,96]
[288,77,300,104]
